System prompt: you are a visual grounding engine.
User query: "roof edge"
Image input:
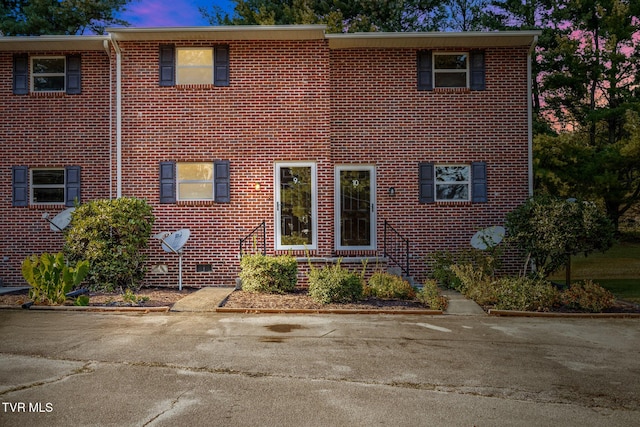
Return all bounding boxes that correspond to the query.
[0,35,109,51]
[106,25,328,41]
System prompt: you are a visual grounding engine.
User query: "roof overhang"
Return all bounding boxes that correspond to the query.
[0,35,109,51]
[326,31,541,49]
[106,25,327,42]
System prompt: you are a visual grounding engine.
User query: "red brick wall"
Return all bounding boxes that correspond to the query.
[0,50,111,286]
[0,39,530,288]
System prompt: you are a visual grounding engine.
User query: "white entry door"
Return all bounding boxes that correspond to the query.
[275,162,317,250]
[335,166,376,250]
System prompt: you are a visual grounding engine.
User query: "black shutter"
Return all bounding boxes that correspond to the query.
[214,160,230,203]
[66,55,82,94]
[214,45,230,87]
[65,166,81,206]
[419,162,435,203]
[417,50,433,91]
[159,45,175,86]
[12,166,28,207]
[471,162,487,203]
[159,161,176,203]
[469,50,486,91]
[13,54,29,95]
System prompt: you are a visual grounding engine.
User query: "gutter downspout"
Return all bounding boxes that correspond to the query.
[109,36,123,198]
[103,40,113,200]
[527,36,538,197]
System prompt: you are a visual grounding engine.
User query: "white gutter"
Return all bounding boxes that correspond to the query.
[109,36,123,198]
[527,36,539,197]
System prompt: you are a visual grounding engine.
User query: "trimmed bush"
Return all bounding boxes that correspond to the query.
[416,279,449,310]
[366,272,416,300]
[308,262,363,304]
[561,280,616,312]
[493,277,559,312]
[64,197,154,292]
[239,254,297,294]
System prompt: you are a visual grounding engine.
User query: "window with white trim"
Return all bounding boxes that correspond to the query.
[176,48,214,85]
[32,56,65,92]
[177,162,214,201]
[31,169,65,204]
[433,53,468,88]
[435,165,470,201]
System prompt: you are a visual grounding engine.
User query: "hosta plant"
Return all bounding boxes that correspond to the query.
[22,252,89,305]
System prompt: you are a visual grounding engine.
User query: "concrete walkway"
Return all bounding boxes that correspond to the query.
[441,289,487,315]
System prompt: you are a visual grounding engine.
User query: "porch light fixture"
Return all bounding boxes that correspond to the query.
[388,187,396,196]
[254,182,261,191]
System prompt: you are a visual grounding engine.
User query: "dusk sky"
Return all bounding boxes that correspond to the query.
[117,0,234,27]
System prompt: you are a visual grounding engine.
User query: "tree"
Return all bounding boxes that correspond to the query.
[505,195,615,283]
[445,0,488,31]
[201,0,450,32]
[0,0,131,35]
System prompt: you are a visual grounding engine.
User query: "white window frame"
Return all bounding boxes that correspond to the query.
[335,165,376,251]
[31,56,66,92]
[435,164,471,202]
[31,168,65,205]
[433,52,469,89]
[176,47,214,85]
[176,162,214,201]
[275,162,318,251]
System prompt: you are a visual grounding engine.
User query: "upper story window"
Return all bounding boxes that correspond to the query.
[433,53,468,89]
[12,54,82,95]
[159,44,229,87]
[176,48,214,85]
[32,57,65,92]
[417,50,485,91]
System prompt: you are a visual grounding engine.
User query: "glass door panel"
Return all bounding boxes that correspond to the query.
[276,163,316,249]
[336,166,375,250]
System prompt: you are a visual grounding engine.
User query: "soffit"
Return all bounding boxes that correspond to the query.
[106,25,327,42]
[0,35,109,51]
[326,31,541,49]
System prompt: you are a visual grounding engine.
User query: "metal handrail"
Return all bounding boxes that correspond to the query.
[383,220,410,277]
[239,220,266,257]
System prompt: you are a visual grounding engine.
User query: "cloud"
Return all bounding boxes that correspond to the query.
[120,0,223,27]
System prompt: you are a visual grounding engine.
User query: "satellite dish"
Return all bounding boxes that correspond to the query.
[43,207,75,232]
[154,229,191,290]
[470,226,505,250]
[160,229,190,253]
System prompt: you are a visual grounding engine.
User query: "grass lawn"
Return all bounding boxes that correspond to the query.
[550,241,640,303]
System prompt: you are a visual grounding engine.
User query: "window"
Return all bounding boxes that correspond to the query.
[32,57,65,92]
[435,165,470,201]
[177,163,214,200]
[419,162,487,203]
[275,162,317,250]
[159,45,229,87]
[159,161,230,204]
[32,169,65,203]
[433,53,468,88]
[12,166,81,207]
[176,48,214,85]
[417,50,485,91]
[13,54,81,95]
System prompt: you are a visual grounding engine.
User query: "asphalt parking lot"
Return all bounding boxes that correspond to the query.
[0,310,638,426]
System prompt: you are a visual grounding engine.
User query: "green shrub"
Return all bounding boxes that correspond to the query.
[429,249,500,290]
[416,279,449,310]
[64,197,154,292]
[450,264,497,306]
[366,272,416,300]
[428,251,462,290]
[239,254,298,294]
[22,252,89,305]
[308,262,363,304]
[560,280,616,312]
[493,277,559,312]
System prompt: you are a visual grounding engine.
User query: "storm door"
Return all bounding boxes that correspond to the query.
[275,163,317,250]
[336,166,376,250]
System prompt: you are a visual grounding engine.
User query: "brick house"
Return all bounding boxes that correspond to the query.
[0,26,539,288]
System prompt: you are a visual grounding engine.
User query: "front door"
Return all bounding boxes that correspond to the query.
[336,166,376,250]
[275,162,317,250]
